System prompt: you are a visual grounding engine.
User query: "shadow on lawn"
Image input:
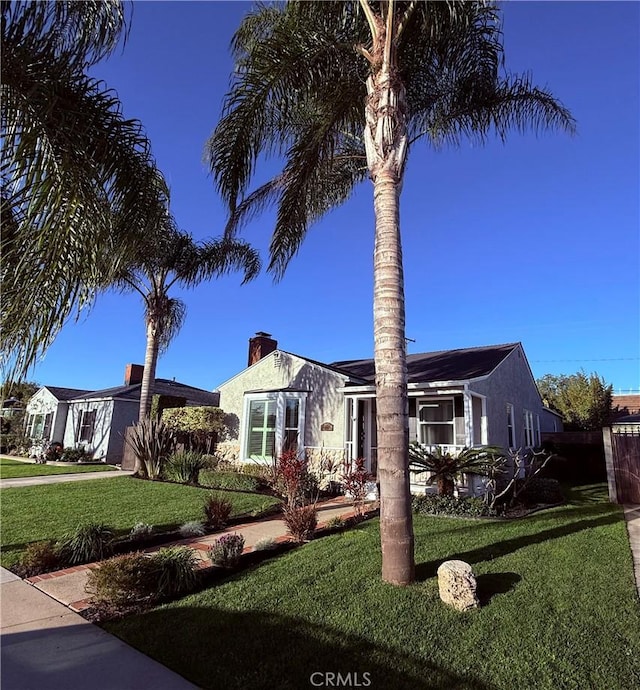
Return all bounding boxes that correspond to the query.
[106,606,499,690]
[476,572,521,605]
[415,511,621,581]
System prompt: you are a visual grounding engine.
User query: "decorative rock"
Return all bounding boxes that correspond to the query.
[437,560,479,611]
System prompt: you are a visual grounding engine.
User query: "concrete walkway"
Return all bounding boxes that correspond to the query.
[0,469,133,489]
[1,498,364,689]
[623,504,640,599]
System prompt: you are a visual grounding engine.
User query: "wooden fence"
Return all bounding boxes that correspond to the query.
[603,428,640,504]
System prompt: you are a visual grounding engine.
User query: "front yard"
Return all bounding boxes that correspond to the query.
[0,456,117,479]
[105,484,640,690]
[0,476,280,569]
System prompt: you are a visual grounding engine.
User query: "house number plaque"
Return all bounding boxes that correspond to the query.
[321,422,334,431]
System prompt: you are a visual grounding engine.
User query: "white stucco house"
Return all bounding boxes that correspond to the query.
[215,333,562,494]
[25,365,219,463]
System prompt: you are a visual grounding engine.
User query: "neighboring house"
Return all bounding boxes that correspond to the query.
[25,386,91,450]
[25,365,219,463]
[216,333,561,494]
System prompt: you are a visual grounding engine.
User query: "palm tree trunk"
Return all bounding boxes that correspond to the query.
[139,319,159,423]
[365,51,414,584]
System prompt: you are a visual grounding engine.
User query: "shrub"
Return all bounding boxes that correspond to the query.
[165,451,211,485]
[341,458,373,516]
[253,537,277,551]
[125,417,175,479]
[61,447,93,463]
[44,442,64,462]
[203,493,233,529]
[130,522,154,538]
[283,504,318,542]
[59,523,114,565]
[411,494,495,518]
[209,533,245,566]
[326,516,346,529]
[517,477,564,506]
[152,547,201,598]
[17,540,63,577]
[87,552,161,608]
[179,521,206,538]
[199,469,263,492]
[87,548,201,610]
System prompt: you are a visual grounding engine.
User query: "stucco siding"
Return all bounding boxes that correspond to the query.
[217,351,348,460]
[64,400,114,461]
[469,345,544,448]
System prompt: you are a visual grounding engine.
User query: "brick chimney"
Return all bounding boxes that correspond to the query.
[124,364,144,386]
[248,332,277,366]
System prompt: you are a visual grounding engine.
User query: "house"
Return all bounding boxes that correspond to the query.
[25,365,219,463]
[215,333,562,494]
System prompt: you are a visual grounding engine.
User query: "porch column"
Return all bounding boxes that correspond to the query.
[463,392,474,447]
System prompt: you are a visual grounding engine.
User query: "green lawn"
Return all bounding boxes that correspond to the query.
[0,456,117,479]
[0,476,280,568]
[106,484,640,690]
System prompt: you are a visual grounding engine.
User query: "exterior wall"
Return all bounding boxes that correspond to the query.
[216,351,348,463]
[25,388,65,447]
[106,399,139,463]
[469,345,546,449]
[64,399,114,461]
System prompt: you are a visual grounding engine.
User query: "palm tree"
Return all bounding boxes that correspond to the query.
[205,1,575,584]
[408,443,504,496]
[115,218,260,437]
[1,0,165,379]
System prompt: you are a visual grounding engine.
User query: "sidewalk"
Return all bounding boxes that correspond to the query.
[24,498,360,611]
[1,498,363,689]
[623,504,640,599]
[0,469,133,489]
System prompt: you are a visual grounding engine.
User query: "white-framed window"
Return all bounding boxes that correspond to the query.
[242,392,306,461]
[418,398,454,445]
[523,410,535,447]
[506,403,515,448]
[77,409,96,443]
[26,412,53,440]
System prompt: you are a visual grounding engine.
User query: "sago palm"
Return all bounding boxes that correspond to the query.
[1,0,165,378]
[206,0,575,584]
[115,216,260,432]
[409,443,504,496]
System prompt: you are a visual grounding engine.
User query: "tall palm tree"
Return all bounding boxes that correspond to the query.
[206,1,575,584]
[115,218,261,435]
[1,0,165,379]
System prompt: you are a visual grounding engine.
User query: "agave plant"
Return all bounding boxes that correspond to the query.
[408,444,504,497]
[125,417,175,479]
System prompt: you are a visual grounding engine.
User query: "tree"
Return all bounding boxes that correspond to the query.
[408,444,504,496]
[1,0,166,379]
[115,219,260,435]
[537,372,613,431]
[206,1,574,584]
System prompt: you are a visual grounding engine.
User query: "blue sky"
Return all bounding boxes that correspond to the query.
[25,1,639,394]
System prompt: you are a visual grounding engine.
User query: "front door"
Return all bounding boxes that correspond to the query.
[356,399,377,475]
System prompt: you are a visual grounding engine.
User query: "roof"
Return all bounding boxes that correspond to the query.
[70,379,219,406]
[331,343,520,384]
[44,386,92,401]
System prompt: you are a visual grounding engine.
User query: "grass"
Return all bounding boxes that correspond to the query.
[0,456,117,479]
[0,476,280,568]
[105,484,640,690]
[199,469,264,492]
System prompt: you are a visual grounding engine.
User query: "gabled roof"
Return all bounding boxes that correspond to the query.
[331,343,520,385]
[44,386,92,401]
[70,379,219,407]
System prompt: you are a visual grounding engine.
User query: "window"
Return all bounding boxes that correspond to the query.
[506,404,515,448]
[77,409,96,443]
[26,412,52,440]
[523,410,535,447]
[418,398,454,445]
[243,393,306,461]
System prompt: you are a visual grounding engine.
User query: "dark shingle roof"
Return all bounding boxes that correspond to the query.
[45,386,92,401]
[70,379,219,406]
[331,343,520,384]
